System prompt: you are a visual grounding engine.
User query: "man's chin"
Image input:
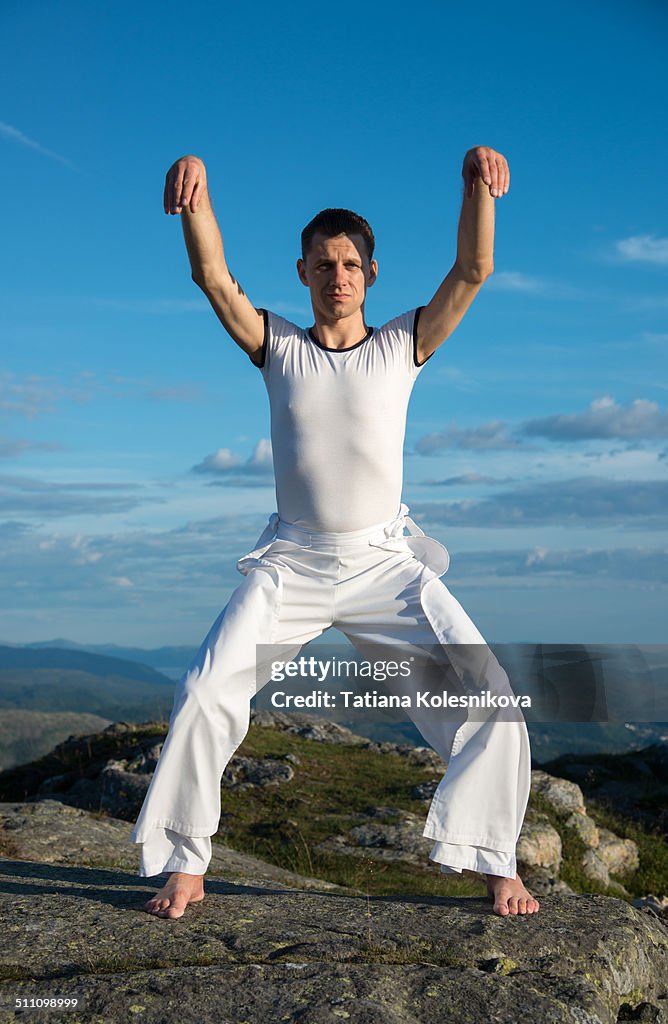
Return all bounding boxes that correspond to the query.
[325,303,356,319]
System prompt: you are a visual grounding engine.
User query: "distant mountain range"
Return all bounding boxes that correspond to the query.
[0,643,181,771]
[6,637,198,679]
[0,643,181,682]
[0,640,665,769]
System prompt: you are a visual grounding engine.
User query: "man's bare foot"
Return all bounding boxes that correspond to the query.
[142,871,205,919]
[484,871,540,916]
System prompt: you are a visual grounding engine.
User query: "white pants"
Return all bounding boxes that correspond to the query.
[130,504,531,880]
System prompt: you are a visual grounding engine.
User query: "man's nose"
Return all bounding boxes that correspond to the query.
[333,263,348,284]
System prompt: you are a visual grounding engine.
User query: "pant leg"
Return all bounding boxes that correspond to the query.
[131,543,333,876]
[335,543,532,880]
[138,828,212,877]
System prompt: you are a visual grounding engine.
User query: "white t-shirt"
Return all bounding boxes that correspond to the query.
[252,307,431,533]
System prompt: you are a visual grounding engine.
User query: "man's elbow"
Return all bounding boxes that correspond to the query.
[192,268,218,294]
[456,261,494,284]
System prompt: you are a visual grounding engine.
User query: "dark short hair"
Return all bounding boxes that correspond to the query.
[301,208,375,262]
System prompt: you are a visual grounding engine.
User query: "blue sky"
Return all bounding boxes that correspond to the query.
[1,0,667,648]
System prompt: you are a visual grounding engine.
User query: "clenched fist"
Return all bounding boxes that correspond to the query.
[462,146,510,200]
[164,155,208,215]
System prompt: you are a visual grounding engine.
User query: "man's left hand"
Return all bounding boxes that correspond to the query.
[462,146,510,199]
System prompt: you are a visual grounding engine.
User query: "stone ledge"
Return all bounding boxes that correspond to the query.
[0,854,667,1024]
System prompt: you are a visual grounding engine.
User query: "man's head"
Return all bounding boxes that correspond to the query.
[301,208,375,263]
[297,208,378,323]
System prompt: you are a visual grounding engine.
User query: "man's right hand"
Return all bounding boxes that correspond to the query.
[166,154,265,363]
[164,155,207,215]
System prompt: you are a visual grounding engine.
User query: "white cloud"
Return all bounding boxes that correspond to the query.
[523,396,668,440]
[452,545,668,583]
[420,472,515,486]
[484,271,546,292]
[269,301,311,317]
[247,438,273,470]
[525,547,549,566]
[415,421,526,454]
[413,477,668,530]
[0,368,207,421]
[615,234,668,266]
[0,437,62,458]
[0,370,97,420]
[0,512,265,612]
[415,397,668,458]
[192,439,273,477]
[0,473,153,518]
[194,448,242,472]
[0,120,77,170]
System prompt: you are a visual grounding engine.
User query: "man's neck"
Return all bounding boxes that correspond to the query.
[310,310,369,350]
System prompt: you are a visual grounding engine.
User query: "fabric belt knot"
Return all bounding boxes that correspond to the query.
[379,503,450,578]
[384,502,425,540]
[236,512,281,575]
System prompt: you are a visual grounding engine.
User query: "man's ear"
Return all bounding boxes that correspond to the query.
[296,258,309,287]
[367,259,378,288]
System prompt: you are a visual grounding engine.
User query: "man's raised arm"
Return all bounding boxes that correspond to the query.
[415,146,508,365]
[165,155,265,363]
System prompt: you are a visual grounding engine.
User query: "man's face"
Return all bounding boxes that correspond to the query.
[297,232,378,321]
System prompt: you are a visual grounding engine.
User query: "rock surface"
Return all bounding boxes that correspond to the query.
[566,810,600,846]
[582,847,613,887]
[531,769,587,815]
[0,799,343,890]
[516,815,563,873]
[1,718,667,1023]
[597,827,641,875]
[1,823,668,1024]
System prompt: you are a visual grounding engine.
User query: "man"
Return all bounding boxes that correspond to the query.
[132,147,540,919]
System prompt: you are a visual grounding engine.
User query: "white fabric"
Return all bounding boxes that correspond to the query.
[258,309,426,533]
[131,506,531,880]
[130,305,532,881]
[138,827,211,877]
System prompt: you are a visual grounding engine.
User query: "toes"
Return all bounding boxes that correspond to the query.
[488,880,540,916]
[167,892,190,916]
[143,888,194,919]
[143,895,171,915]
[521,890,539,913]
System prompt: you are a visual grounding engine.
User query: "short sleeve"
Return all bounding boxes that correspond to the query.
[249,308,270,370]
[250,309,302,375]
[377,306,432,379]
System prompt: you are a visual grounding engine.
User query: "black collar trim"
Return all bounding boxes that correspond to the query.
[306,324,375,352]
